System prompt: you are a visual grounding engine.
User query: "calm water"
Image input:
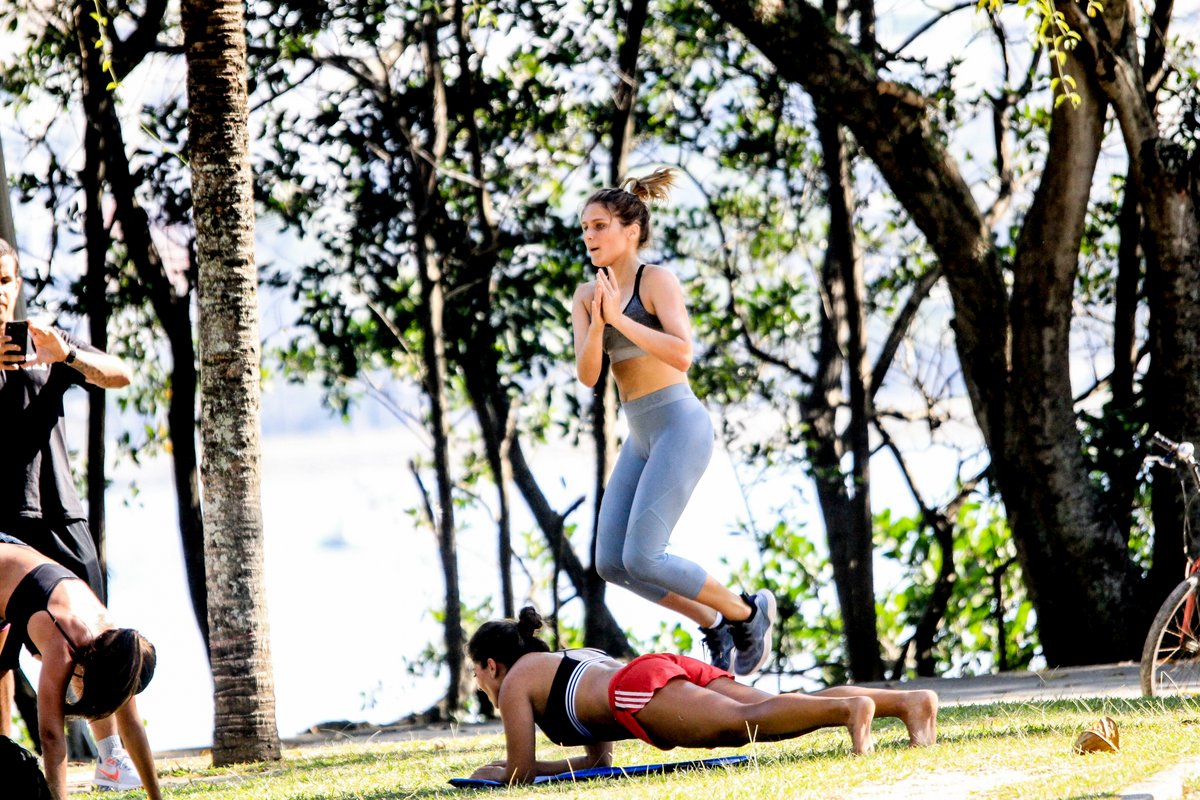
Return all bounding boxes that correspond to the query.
[74,421,756,751]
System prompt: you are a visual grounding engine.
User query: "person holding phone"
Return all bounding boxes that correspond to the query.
[570,169,775,677]
[0,238,142,791]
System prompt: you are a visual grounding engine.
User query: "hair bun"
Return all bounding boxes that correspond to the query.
[516,606,544,638]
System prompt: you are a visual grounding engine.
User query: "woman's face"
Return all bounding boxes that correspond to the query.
[581,203,637,267]
[472,659,502,706]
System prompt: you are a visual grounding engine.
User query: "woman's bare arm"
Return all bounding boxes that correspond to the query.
[115,696,162,800]
[572,282,607,387]
[36,661,71,800]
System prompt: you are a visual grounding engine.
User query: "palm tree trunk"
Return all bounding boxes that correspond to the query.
[182,0,282,764]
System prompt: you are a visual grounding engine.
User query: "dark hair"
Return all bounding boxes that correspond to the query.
[65,628,157,720]
[583,167,677,248]
[467,606,551,669]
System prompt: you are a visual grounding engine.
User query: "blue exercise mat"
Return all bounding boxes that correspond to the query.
[448,754,750,788]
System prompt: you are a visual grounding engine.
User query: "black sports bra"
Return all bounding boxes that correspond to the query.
[536,649,609,746]
[2,562,82,657]
[602,265,664,363]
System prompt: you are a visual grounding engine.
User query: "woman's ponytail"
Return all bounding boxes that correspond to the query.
[620,167,676,205]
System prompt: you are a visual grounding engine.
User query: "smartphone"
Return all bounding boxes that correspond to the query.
[5,320,28,361]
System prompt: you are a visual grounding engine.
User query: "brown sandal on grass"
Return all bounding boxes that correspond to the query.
[1072,716,1120,754]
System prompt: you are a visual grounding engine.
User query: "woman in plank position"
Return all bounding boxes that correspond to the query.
[0,533,159,800]
[467,608,938,784]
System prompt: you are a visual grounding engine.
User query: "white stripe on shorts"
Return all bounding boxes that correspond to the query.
[613,690,655,710]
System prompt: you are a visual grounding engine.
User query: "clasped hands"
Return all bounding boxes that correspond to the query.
[589,267,626,329]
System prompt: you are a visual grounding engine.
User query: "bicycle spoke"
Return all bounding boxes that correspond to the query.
[1146,581,1200,696]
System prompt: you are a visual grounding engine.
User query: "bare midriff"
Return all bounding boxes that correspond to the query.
[612,357,688,403]
[570,660,632,742]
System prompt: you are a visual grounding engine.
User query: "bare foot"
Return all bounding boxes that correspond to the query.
[900,689,938,747]
[847,696,875,755]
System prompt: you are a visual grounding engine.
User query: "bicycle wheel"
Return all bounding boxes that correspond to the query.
[1141,574,1200,697]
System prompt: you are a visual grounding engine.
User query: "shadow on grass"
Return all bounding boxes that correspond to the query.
[131,747,497,799]
[938,695,1199,719]
[159,738,502,780]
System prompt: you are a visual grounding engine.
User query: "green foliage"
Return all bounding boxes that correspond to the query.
[977,0,1090,109]
[876,499,1039,676]
[88,0,121,91]
[7,0,1194,701]
[728,516,848,685]
[1157,37,1200,155]
[411,597,490,676]
[251,0,601,424]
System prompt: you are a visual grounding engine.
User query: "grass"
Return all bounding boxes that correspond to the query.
[74,696,1200,799]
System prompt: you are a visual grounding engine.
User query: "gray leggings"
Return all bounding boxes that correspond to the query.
[596,383,713,603]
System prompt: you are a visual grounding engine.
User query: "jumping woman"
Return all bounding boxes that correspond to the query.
[572,167,774,675]
[0,533,159,800]
[467,608,938,784]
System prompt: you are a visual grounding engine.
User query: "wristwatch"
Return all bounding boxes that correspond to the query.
[64,347,78,365]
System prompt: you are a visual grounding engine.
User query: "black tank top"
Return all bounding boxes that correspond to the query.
[602,265,664,363]
[536,649,609,746]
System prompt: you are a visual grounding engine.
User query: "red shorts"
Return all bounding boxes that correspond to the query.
[607,653,734,747]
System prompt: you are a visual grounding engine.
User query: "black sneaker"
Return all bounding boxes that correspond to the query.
[728,590,777,677]
[699,622,735,671]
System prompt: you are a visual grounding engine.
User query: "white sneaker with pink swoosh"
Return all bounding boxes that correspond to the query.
[93,747,142,791]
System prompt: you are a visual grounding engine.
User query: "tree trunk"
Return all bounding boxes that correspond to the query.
[1015,0,1200,630]
[703,0,1167,664]
[508,435,634,656]
[68,1,112,761]
[77,0,210,653]
[76,0,112,578]
[577,0,649,648]
[610,0,648,183]
[810,97,881,680]
[1099,176,1142,539]
[182,0,281,764]
[1001,29,1134,662]
[1067,0,1200,614]
[452,0,515,620]
[414,9,467,715]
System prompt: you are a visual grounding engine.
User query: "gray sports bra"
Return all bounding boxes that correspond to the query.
[602,264,664,363]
